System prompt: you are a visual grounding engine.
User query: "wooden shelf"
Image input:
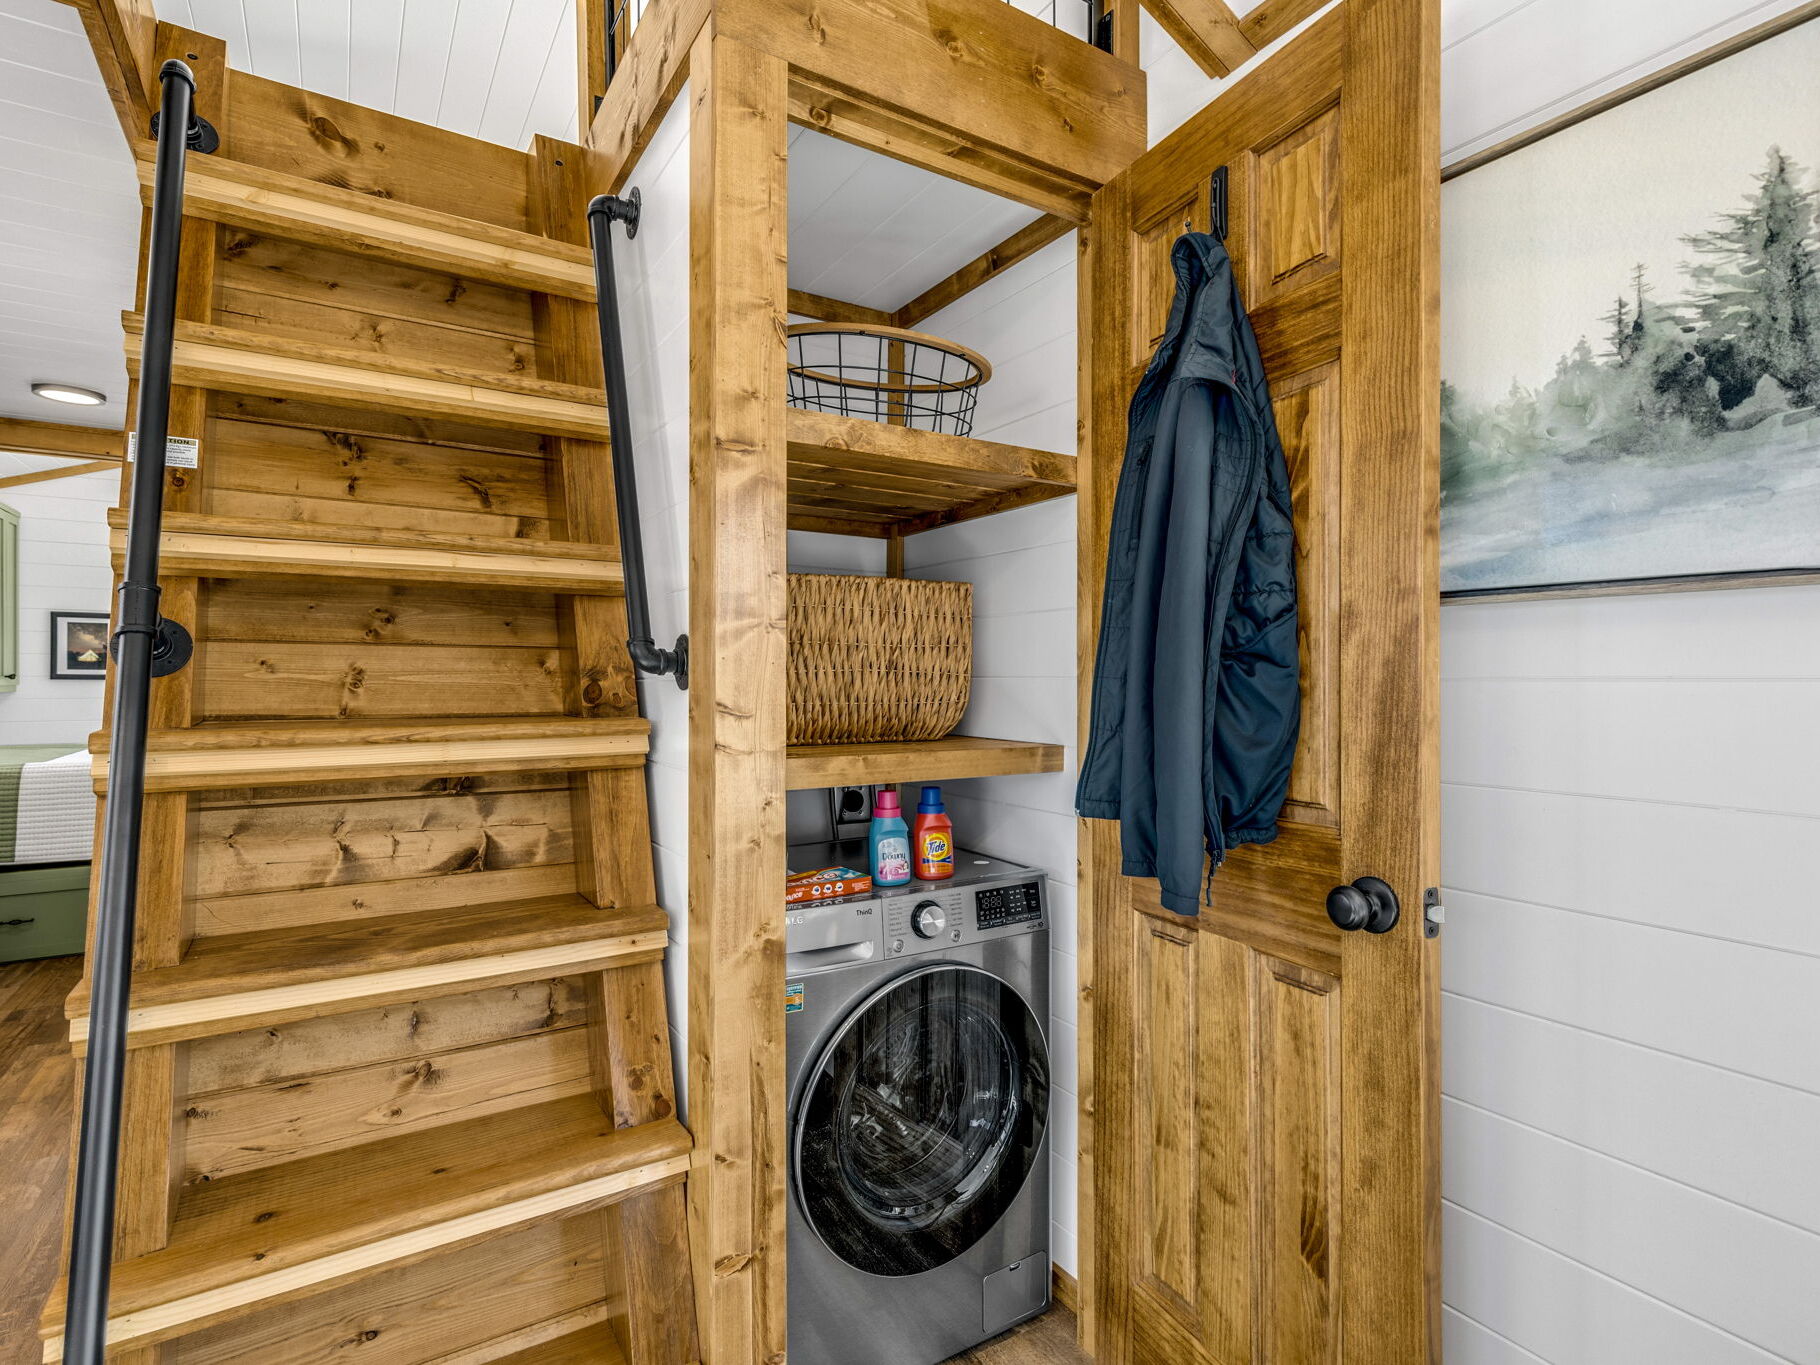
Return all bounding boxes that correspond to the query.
[92,717,649,794]
[67,894,668,1051]
[785,408,1076,537]
[39,1096,690,1360]
[785,735,1065,789]
[143,150,597,299]
[108,510,623,594]
[124,316,610,440]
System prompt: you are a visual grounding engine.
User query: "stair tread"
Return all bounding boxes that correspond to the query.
[123,316,610,441]
[68,894,667,1018]
[487,1322,630,1364]
[106,509,624,564]
[140,149,597,299]
[90,715,651,795]
[39,1096,690,1350]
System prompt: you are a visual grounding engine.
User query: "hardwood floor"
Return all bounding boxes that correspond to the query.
[0,954,1091,1364]
[943,1305,1091,1364]
[0,955,79,1365]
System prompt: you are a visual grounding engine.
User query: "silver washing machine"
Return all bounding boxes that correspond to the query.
[785,840,1052,1365]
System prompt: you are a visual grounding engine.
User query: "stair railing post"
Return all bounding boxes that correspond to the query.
[62,58,202,1365]
[587,190,689,689]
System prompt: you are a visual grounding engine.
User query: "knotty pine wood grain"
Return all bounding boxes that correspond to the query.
[687,26,791,1365]
[180,1024,595,1182]
[184,976,593,1092]
[170,1218,612,1365]
[218,231,542,344]
[125,319,611,441]
[721,0,1144,197]
[222,71,531,232]
[192,641,573,721]
[1078,6,1443,1362]
[189,780,574,901]
[201,577,563,649]
[39,1105,692,1356]
[1334,2,1444,1358]
[161,157,596,301]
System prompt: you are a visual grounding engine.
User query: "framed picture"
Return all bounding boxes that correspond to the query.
[50,611,110,680]
[1440,13,1820,599]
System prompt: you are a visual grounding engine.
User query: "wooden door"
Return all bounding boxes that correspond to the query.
[1077,2,1440,1362]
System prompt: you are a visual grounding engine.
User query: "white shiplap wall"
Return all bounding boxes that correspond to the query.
[0,0,140,431]
[885,0,1820,1349]
[0,466,115,747]
[902,232,1083,1274]
[609,88,693,1106]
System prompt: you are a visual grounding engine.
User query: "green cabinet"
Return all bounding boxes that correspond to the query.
[0,861,89,962]
[0,501,17,693]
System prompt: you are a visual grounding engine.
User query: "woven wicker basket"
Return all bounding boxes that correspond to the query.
[788,574,972,746]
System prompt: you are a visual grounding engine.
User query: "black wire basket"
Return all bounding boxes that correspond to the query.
[786,324,993,437]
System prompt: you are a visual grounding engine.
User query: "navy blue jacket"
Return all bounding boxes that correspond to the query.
[1076,233,1300,915]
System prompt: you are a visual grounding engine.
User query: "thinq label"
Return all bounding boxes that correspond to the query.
[126,434,199,468]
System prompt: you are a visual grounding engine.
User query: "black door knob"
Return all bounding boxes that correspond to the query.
[1326,876,1400,934]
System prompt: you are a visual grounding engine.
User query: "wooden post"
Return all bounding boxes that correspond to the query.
[529,135,700,1365]
[686,21,790,1365]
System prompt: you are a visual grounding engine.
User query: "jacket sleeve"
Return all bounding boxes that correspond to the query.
[1209,421,1301,847]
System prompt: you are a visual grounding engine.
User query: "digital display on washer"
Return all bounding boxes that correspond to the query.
[975,881,1042,929]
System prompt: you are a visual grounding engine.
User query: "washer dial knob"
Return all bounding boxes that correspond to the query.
[911,901,946,939]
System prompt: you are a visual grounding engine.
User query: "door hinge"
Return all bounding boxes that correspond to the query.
[1423,887,1444,939]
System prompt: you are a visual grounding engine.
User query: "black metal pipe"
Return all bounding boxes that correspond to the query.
[587,190,687,689]
[61,58,197,1365]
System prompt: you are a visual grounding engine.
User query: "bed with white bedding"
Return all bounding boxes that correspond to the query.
[0,744,95,864]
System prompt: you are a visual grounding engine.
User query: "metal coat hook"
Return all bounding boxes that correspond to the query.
[1209,165,1229,242]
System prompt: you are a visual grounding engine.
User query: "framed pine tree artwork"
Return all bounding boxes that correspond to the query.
[1440,11,1820,598]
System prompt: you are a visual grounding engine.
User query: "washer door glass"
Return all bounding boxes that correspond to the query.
[795,963,1048,1277]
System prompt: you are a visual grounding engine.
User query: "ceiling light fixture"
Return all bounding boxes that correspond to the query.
[31,382,108,407]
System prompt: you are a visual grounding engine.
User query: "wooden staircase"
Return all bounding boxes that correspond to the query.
[43,24,698,1364]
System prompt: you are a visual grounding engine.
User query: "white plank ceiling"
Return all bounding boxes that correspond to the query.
[0,0,142,447]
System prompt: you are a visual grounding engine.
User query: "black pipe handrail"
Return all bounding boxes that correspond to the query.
[587,189,688,690]
[62,59,207,1364]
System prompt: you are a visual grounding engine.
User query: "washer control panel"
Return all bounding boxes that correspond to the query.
[787,840,1046,963]
[975,881,1044,930]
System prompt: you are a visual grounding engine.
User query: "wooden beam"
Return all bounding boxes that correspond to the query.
[688,23,790,1365]
[587,0,713,189]
[1138,0,1259,77]
[578,0,610,133]
[0,418,124,462]
[787,290,894,326]
[721,0,1145,216]
[1240,0,1332,50]
[787,79,1091,222]
[893,214,1074,327]
[0,459,117,489]
[71,0,157,143]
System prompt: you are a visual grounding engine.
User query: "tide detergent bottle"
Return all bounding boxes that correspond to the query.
[912,785,954,881]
